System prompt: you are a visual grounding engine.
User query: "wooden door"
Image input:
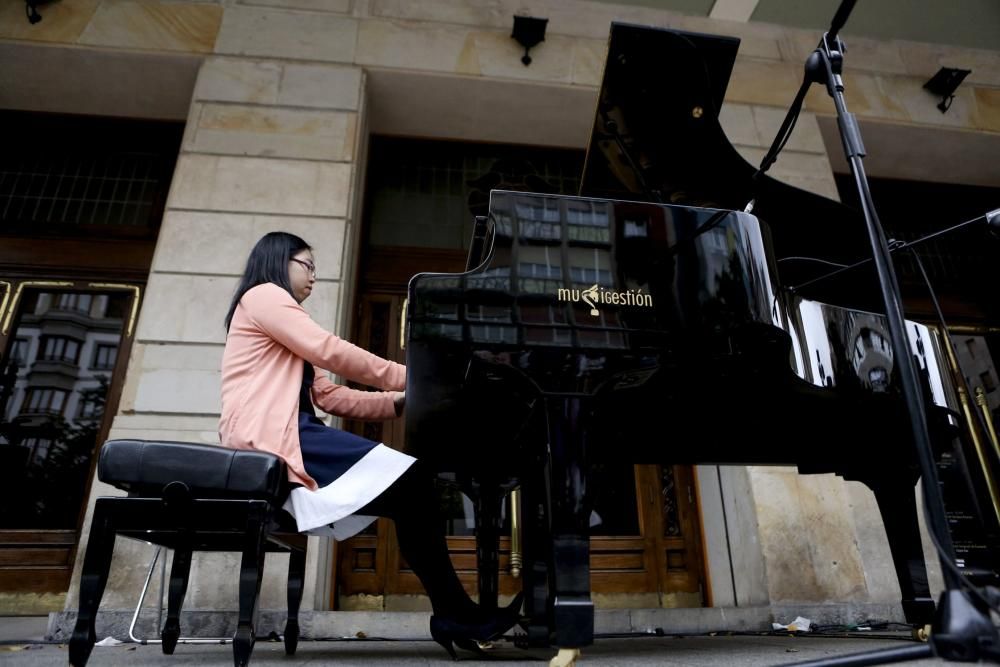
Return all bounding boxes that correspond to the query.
[332,249,707,608]
[0,278,141,596]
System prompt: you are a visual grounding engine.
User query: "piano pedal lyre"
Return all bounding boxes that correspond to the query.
[509,487,522,578]
[550,647,581,667]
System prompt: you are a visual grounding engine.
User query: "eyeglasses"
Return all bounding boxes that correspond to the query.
[290,258,316,275]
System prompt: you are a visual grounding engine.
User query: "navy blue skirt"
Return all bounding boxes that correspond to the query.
[298,412,379,486]
[282,412,416,539]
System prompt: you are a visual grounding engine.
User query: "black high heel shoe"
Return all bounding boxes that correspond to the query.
[430,592,524,660]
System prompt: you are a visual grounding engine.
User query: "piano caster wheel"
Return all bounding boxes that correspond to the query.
[549,647,581,667]
[913,624,931,642]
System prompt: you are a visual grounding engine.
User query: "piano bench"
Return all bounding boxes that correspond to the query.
[69,439,307,667]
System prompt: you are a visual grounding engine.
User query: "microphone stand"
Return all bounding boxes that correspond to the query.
[761,1,1000,665]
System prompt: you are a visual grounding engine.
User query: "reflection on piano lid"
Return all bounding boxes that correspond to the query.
[581,23,881,312]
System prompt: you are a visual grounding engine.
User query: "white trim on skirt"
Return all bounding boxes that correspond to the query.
[283,442,416,540]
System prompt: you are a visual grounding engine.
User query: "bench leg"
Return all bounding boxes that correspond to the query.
[70,500,117,667]
[162,546,192,654]
[234,505,267,667]
[284,546,306,656]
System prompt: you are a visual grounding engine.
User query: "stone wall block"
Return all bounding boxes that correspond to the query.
[215,6,357,62]
[238,0,352,13]
[898,41,1000,88]
[751,468,871,602]
[111,413,223,433]
[672,13,783,61]
[795,475,870,601]
[570,38,607,87]
[804,71,902,119]
[778,31,907,77]
[278,63,363,110]
[718,102,759,148]
[747,467,824,601]
[0,0,99,42]
[474,31,574,83]
[355,18,475,73]
[168,154,351,217]
[79,0,223,53]
[194,57,282,105]
[136,273,340,344]
[136,274,238,344]
[972,87,1000,133]
[845,481,901,603]
[155,211,347,279]
[134,368,222,414]
[368,0,673,41]
[185,103,357,161]
[751,106,827,154]
[725,59,802,108]
[879,74,977,129]
[763,150,839,200]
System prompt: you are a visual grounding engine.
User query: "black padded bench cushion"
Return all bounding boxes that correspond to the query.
[98,440,288,502]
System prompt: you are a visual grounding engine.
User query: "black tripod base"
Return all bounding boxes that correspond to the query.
[932,589,1000,662]
[785,590,1000,667]
[783,644,932,667]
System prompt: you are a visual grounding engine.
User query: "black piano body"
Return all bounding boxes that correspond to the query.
[403,22,996,650]
[406,190,960,645]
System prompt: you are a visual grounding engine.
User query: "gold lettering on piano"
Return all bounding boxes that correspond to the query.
[557,284,653,317]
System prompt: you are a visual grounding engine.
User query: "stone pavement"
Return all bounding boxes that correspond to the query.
[0,634,947,666]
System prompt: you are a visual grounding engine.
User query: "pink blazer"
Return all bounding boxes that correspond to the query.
[219,283,406,489]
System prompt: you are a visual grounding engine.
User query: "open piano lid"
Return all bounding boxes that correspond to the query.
[580,22,878,311]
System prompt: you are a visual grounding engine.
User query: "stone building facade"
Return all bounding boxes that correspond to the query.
[1,0,999,635]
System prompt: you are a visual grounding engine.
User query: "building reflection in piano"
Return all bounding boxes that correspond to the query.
[785,297,953,408]
[412,189,786,397]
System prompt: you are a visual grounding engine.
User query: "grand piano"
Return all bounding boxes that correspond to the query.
[403,23,999,654]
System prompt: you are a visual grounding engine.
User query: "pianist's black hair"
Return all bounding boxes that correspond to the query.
[225,231,312,331]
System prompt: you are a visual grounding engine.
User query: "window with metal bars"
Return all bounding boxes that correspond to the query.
[0,151,165,229]
[0,111,180,237]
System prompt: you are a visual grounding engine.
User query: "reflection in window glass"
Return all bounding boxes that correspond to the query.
[92,344,118,370]
[56,293,92,313]
[0,289,129,530]
[40,336,81,363]
[23,388,68,415]
[9,338,29,366]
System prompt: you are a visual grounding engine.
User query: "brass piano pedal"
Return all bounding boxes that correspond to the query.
[549,647,581,667]
[476,639,497,651]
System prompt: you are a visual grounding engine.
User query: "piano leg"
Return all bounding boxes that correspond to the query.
[471,478,502,612]
[863,473,935,625]
[519,458,554,648]
[546,397,594,651]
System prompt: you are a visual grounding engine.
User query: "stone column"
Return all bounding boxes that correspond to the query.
[61,5,367,631]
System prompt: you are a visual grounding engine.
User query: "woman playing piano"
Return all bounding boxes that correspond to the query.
[219,232,519,657]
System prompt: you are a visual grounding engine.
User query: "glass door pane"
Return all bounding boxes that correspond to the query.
[0,285,132,529]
